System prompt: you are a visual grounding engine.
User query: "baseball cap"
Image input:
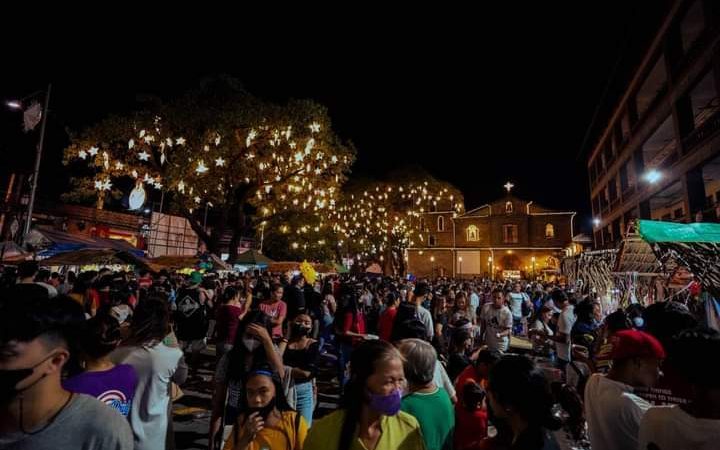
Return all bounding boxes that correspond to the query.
[610,329,666,360]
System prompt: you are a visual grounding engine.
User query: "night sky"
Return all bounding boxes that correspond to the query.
[0,2,671,235]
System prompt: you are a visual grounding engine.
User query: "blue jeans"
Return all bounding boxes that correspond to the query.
[338,342,354,387]
[295,381,314,427]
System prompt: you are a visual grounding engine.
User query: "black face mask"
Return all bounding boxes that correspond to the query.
[247,396,276,420]
[0,353,55,405]
[291,323,312,337]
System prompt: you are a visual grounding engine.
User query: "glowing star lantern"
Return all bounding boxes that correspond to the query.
[176,137,186,146]
[137,150,150,161]
[196,160,209,174]
[78,150,88,159]
[88,146,99,156]
[178,180,186,193]
[128,181,147,210]
[128,139,135,149]
[214,157,225,167]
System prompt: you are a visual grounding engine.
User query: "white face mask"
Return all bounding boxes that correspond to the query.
[243,337,261,352]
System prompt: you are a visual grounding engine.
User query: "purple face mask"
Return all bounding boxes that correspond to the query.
[367,387,403,416]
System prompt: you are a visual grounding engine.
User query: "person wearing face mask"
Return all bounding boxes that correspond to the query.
[210,310,285,450]
[305,340,425,450]
[222,369,307,450]
[0,296,133,450]
[279,314,320,426]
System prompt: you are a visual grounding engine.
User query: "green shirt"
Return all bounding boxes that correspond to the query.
[401,387,454,450]
[304,409,426,450]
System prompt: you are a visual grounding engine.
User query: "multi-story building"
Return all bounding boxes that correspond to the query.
[587,0,720,248]
[406,185,576,278]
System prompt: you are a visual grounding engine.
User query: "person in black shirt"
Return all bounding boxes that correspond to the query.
[279,314,319,426]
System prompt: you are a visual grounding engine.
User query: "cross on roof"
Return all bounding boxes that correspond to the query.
[503,181,514,193]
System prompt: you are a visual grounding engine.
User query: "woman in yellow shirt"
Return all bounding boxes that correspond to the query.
[305,339,426,450]
[223,369,307,450]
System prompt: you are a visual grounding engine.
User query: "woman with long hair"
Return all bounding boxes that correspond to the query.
[222,368,307,450]
[486,355,561,450]
[304,340,425,450]
[279,313,320,427]
[210,310,284,450]
[111,296,188,450]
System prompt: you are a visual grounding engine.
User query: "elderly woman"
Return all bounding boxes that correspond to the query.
[398,339,455,450]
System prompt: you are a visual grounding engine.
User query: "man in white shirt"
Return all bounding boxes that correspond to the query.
[584,329,665,450]
[552,290,575,370]
[413,282,434,340]
[480,288,513,352]
[638,327,720,450]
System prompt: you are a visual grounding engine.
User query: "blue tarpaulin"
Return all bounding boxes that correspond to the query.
[26,228,145,258]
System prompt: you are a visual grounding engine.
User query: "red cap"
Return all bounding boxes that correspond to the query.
[610,329,666,361]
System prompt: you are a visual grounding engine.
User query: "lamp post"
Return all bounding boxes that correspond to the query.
[531,256,536,279]
[488,256,493,280]
[430,255,435,279]
[7,84,52,241]
[458,256,463,280]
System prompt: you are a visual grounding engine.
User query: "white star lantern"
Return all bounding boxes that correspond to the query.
[178,180,185,193]
[88,146,99,156]
[194,196,201,204]
[196,160,209,174]
[94,180,103,190]
[176,137,186,146]
[102,179,112,191]
[78,150,88,160]
[214,157,225,167]
[310,122,321,133]
[137,150,150,161]
[128,139,135,149]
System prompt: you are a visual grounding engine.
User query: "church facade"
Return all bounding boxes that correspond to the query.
[406,188,577,279]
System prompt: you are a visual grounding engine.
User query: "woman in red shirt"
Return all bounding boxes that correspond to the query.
[336,289,367,386]
[378,291,400,342]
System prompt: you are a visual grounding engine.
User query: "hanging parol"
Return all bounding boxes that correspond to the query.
[129,182,147,210]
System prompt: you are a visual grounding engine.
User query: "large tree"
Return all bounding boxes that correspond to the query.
[331,167,464,275]
[63,78,355,261]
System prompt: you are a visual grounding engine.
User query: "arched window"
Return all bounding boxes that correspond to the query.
[438,216,445,232]
[419,217,425,231]
[428,235,437,246]
[545,223,555,238]
[505,201,513,214]
[467,225,479,242]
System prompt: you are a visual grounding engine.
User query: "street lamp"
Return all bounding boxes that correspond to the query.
[488,256,493,280]
[531,256,536,279]
[6,85,52,241]
[458,256,463,279]
[643,169,662,184]
[430,255,435,278]
[593,217,601,228]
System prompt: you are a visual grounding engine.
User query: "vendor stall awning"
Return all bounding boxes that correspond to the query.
[26,228,145,258]
[638,220,720,243]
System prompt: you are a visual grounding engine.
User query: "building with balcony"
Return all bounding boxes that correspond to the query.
[587,0,720,248]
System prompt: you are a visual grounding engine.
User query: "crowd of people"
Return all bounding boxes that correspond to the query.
[1,259,719,450]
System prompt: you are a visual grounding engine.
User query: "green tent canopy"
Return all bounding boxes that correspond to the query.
[234,249,274,266]
[638,220,720,244]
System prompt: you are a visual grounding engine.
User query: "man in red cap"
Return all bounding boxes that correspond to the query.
[584,329,665,450]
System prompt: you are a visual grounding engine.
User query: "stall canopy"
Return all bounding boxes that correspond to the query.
[150,253,232,272]
[638,220,720,299]
[0,241,31,262]
[234,249,274,267]
[40,249,151,270]
[267,261,337,274]
[25,228,145,258]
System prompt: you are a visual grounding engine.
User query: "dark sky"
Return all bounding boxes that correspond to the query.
[0,2,671,235]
